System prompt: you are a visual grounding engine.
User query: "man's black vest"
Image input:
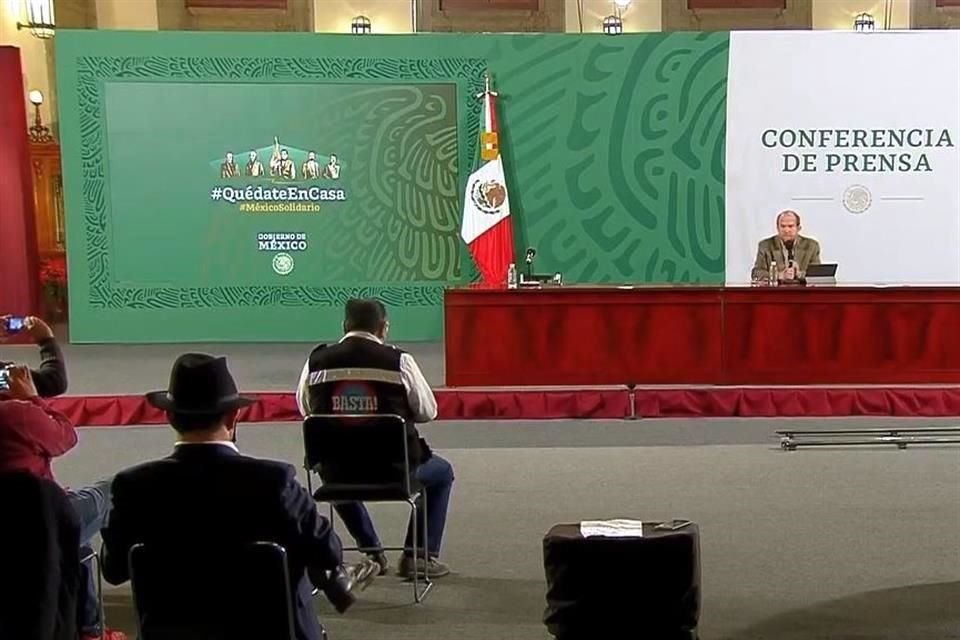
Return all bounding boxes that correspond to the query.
[305,337,427,465]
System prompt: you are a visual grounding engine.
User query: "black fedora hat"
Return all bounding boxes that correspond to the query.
[146,353,254,414]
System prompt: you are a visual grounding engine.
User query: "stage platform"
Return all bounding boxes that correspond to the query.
[4,338,960,425]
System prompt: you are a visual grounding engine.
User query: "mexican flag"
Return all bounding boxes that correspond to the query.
[460,76,515,286]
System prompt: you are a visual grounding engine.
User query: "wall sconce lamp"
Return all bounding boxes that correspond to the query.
[351,15,372,34]
[854,12,875,32]
[28,90,53,143]
[16,0,56,39]
[602,15,623,35]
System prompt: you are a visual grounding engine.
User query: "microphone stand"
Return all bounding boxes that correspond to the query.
[523,248,536,284]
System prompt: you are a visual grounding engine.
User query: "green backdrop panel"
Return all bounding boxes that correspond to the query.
[56,31,728,343]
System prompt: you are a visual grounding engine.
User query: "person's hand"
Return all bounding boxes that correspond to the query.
[783,266,797,281]
[24,316,54,342]
[6,366,38,400]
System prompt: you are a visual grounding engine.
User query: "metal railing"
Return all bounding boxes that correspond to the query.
[777,427,960,451]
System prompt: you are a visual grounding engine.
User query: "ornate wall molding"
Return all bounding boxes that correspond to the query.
[417,0,564,32]
[157,0,312,31]
[663,0,811,30]
[57,0,98,28]
[911,0,960,28]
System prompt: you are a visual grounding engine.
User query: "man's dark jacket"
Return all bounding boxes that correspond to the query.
[101,444,342,640]
[0,471,81,640]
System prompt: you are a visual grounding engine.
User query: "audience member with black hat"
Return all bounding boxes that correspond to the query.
[102,353,376,640]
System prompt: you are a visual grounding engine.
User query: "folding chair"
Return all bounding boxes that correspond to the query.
[303,413,432,603]
[128,541,323,640]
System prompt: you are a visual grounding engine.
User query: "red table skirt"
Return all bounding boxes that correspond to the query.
[444,286,960,386]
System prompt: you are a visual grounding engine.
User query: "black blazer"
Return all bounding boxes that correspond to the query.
[101,444,342,640]
[0,471,81,640]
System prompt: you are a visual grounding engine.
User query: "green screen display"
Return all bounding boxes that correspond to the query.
[104,82,460,288]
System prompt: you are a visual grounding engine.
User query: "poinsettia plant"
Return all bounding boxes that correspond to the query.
[39,255,68,320]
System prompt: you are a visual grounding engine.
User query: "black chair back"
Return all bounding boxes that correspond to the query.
[129,541,296,640]
[0,471,81,640]
[303,414,413,491]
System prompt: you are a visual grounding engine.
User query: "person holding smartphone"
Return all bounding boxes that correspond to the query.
[0,321,125,640]
[0,315,67,398]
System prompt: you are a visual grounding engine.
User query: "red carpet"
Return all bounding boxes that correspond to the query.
[49,386,960,427]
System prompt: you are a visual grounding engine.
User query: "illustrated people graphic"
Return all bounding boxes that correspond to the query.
[302,151,320,179]
[245,150,265,177]
[270,137,296,180]
[322,154,341,180]
[220,151,239,178]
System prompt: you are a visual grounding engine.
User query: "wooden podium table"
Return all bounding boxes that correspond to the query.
[443,286,960,386]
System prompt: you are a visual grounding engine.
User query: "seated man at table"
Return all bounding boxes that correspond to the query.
[296,299,454,578]
[751,210,821,282]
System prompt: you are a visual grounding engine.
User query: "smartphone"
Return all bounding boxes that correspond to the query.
[0,367,10,392]
[3,316,25,333]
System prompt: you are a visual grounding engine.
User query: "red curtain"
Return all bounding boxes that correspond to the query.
[0,47,41,331]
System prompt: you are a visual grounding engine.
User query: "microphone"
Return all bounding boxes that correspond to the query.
[784,239,795,266]
[525,247,536,264]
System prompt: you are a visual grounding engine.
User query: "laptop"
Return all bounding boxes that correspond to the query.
[806,263,838,278]
[805,263,838,286]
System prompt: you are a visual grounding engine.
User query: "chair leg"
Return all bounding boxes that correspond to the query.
[83,550,105,640]
[421,491,432,600]
[409,498,419,601]
[411,493,433,604]
[97,554,104,640]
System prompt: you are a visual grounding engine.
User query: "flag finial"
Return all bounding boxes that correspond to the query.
[477,70,498,99]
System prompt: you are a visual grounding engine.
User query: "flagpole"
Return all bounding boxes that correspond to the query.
[477,72,500,160]
[461,70,515,287]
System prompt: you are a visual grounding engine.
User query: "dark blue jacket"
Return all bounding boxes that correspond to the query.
[102,444,341,640]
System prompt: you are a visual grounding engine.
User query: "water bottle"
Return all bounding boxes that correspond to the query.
[769,261,778,287]
[507,263,518,289]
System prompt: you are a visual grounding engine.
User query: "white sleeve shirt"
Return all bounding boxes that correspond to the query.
[400,352,438,423]
[295,359,312,418]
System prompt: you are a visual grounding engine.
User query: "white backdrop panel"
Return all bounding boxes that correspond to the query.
[725,31,960,284]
